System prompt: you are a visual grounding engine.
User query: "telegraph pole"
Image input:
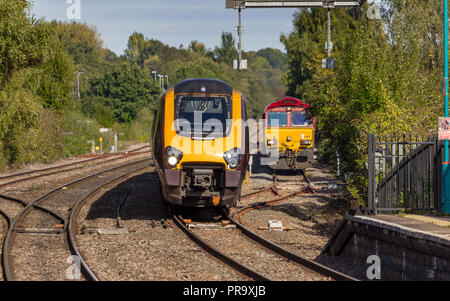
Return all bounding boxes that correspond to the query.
[327,8,331,59]
[75,71,85,99]
[443,0,449,213]
[238,5,243,70]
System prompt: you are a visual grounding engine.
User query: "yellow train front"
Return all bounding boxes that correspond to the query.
[151,78,249,209]
[262,97,315,170]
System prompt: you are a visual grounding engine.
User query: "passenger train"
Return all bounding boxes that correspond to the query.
[151,78,249,210]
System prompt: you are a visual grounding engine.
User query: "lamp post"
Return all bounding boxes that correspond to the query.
[152,71,157,83]
[443,0,450,213]
[238,3,244,70]
[75,71,85,99]
[158,74,164,90]
[165,75,169,88]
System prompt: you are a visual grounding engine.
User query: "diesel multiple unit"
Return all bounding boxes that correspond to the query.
[151,78,249,209]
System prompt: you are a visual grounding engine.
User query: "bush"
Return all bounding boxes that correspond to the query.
[81,96,115,128]
[10,109,64,166]
[62,110,104,157]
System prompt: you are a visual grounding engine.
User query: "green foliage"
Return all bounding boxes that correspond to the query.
[214,32,239,64]
[9,109,64,165]
[0,0,53,86]
[255,48,288,71]
[116,106,154,142]
[85,62,160,123]
[124,32,151,66]
[80,96,115,128]
[54,21,106,67]
[0,0,75,167]
[36,45,75,111]
[283,2,443,203]
[62,110,103,157]
[188,41,206,56]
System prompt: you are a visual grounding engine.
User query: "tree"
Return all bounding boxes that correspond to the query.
[54,22,106,67]
[188,40,206,56]
[255,48,287,71]
[85,62,160,122]
[0,0,53,86]
[215,32,238,64]
[124,32,151,66]
[0,0,75,167]
[282,2,443,202]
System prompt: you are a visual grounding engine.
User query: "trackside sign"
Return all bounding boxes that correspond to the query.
[439,117,450,140]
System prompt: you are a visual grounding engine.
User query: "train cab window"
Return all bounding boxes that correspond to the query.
[291,112,310,126]
[175,96,232,138]
[268,112,287,127]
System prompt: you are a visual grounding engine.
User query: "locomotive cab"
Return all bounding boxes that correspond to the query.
[263,97,315,170]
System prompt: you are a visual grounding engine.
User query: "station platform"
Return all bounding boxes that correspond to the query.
[368,214,450,242]
[322,213,450,280]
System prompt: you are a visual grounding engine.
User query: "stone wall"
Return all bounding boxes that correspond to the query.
[324,216,450,280]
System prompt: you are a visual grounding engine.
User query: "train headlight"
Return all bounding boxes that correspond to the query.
[165,146,183,166]
[267,139,277,146]
[223,148,241,169]
[167,156,178,166]
[301,140,312,145]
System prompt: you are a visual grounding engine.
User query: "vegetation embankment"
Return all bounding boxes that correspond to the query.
[282,1,442,204]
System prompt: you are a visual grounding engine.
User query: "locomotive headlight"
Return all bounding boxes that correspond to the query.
[267,139,277,146]
[223,148,241,169]
[165,146,183,166]
[301,140,312,145]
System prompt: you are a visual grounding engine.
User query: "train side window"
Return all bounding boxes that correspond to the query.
[268,112,287,127]
[291,112,310,126]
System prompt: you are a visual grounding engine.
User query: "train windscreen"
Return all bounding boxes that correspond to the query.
[291,112,310,126]
[175,96,232,138]
[268,112,287,127]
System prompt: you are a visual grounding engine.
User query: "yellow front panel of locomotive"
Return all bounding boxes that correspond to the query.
[164,90,243,169]
[265,127,314,151]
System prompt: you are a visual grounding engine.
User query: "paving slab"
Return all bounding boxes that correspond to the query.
[374,214,450,236]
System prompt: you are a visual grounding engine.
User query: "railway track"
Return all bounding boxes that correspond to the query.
[232,192,356,280]
[171,172,356,281]
[0,145,150,190]
[1,158,152,281]
[171,213,269,281]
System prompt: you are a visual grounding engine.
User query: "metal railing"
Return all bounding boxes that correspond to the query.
[368,134,445,214]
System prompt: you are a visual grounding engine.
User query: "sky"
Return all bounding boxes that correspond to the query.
[31,0,299,55]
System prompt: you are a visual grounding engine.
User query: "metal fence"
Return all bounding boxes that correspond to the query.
[368,134,445,214]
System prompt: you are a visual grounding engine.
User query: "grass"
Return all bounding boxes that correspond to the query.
[30,183,42,190]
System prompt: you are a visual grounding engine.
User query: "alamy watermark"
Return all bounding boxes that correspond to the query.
[168,112,281,165]
[366,3,381,20]
[366,255,381,280]
[66,0,81,20]
[66,255,81,280]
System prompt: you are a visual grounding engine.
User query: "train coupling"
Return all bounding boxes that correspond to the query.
[192,169,213,189]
